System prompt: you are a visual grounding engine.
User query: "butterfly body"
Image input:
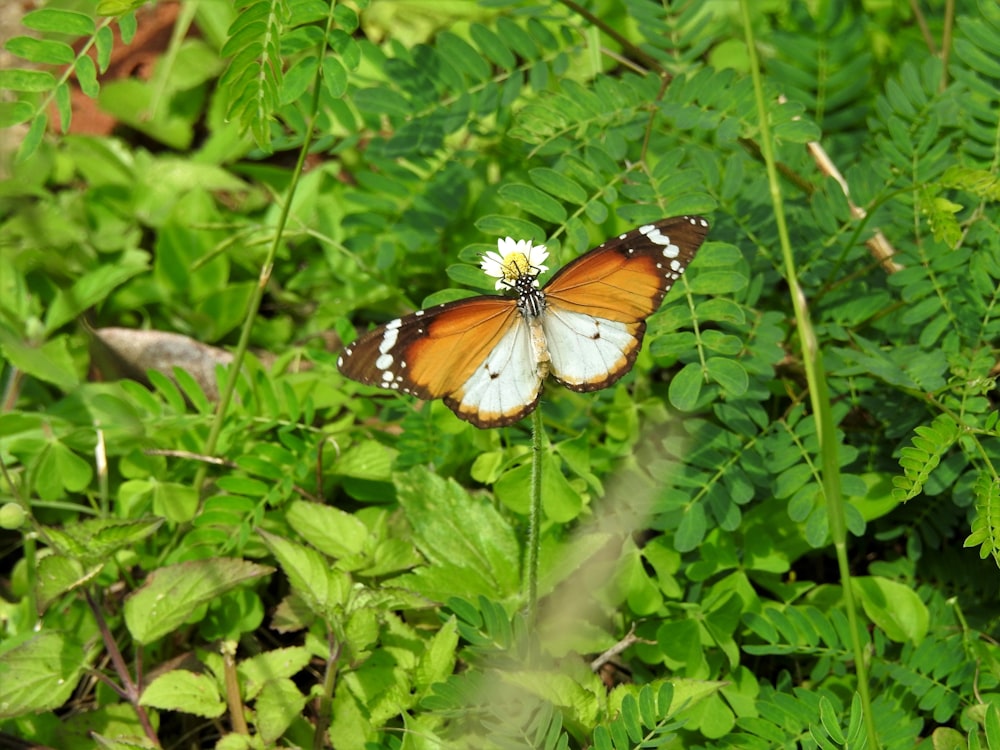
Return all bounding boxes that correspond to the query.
[338,215,709,428]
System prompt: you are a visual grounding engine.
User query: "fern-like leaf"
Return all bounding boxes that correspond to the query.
[592,683,678,750]
[218,0,289,149]
[0,8,128,161]
[892,414,960,502]
[964,471,1000,567]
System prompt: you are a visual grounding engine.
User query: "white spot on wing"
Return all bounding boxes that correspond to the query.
[639,224,680,258]
[376,353,393,370]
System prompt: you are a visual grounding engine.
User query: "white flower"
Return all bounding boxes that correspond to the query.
[480,237,549,290]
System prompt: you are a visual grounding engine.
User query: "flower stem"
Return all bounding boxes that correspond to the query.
[525,407,543,624]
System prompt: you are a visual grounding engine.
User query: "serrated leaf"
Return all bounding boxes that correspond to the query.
[0,632,86,719]
[286,500,368,559]
[395,466,520,600]
[414,617,459,690]
[36,555,103,613]
[237,647,311,700]
[257,530,351,620]
[124,558,273,643]
[139,670,225,717]
[256,678,308,744]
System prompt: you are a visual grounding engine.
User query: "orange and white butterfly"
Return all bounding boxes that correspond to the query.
[338,215,709,428]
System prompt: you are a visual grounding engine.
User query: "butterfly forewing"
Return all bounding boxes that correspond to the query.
[337,296,545,427]
[542,216,709,389]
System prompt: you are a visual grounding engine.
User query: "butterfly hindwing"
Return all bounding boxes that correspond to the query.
[541,216,709,390]
[337,296,544,427]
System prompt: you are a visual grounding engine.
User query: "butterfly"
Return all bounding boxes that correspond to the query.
[338,215,709,428]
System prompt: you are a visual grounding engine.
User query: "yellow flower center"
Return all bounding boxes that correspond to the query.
[501,252,531,281]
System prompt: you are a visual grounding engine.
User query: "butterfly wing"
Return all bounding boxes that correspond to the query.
[540,215,709,391]
[338,296,545,428]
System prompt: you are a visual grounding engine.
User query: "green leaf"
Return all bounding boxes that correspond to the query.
[395,466,520,601]
[413,617,459,691]
[4,36,76,65]
[16,111,47,162]
[139,670,225,718]
[437,31,491,82]
[475,215,546,243]
[237,647,312,700]
[469,23,516,70]
[151,481,199,523]
[0,330,79,392]
[286,500,368,559]
[55,81,71,131]
[0,100,34,127]
[22,8,96,35]
[530,167,589,206]
[499,182,567,224]
[773,118,822,142]
[675,501,708,552]
[36,555,102,612]
[853,576,929,644]
[124,558,273,644]
[705,357,748,396]
[323,55,347,98]
[333,4,359,32]
[541,452,583,522]
[0,68,55,92]
[668,362,703,411]
[257,530,351,621]
[281,55,317,105]
[97,0,147,15]
[687,269,748,295]
[255,679,308,744]
[45,249,149,333]
[95,24,114,71]
[44,518,163,564]
[74,54,100,98]
[0,632,86,719]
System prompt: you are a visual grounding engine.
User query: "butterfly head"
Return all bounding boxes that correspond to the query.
[481,237,550,291]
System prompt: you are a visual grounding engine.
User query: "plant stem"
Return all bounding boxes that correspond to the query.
[738,1,878,746]
[525,407,544,625]
[194,33,325,497]
[85,589,161,747]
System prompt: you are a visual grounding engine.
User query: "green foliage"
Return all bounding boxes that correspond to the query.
[2,0,999,748]
[1,8,130,161]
